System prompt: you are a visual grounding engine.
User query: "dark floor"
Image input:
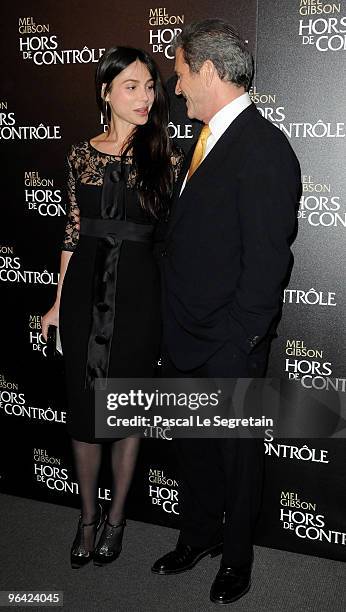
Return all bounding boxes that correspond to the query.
[1,494,345,612]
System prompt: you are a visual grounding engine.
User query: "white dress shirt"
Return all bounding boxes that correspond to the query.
[180,92,252,195]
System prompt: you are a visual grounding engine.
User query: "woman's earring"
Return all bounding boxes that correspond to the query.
[105,101,109,121]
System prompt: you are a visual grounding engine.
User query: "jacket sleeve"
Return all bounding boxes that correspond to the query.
[227,138,301,354]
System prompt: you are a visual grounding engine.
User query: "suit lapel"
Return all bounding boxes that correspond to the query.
[166,104,258,241]
[169,145,194,213]
[164,145,194,239]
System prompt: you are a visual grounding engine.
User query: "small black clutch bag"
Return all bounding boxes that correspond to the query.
[46,325,63,359]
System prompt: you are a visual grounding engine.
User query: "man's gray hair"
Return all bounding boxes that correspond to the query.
[174,18,253,89]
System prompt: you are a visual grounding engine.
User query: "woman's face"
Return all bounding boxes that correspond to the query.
[104,59,155,127]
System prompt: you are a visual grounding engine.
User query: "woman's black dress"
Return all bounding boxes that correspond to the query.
[59,140,183,442]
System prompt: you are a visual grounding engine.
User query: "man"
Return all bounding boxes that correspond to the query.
[152,19,301,605]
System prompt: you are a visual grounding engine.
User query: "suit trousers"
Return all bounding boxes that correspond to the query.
[162,339,268,568]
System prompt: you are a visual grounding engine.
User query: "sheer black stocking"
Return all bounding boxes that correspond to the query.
[108,436,140,525]
[71,436,140,551]
[71,438,102,551]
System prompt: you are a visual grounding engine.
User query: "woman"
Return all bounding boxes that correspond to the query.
[42,46,183,569]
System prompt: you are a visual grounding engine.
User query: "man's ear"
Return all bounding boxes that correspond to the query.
[201,60,216,87]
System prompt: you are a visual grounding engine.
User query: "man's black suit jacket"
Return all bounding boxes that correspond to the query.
[159,103,301,371]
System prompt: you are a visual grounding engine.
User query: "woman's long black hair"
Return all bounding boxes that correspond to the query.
[95,46,174,219]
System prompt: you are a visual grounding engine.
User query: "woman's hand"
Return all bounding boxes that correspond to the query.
[41,304,59,341]
[41,250,73,341]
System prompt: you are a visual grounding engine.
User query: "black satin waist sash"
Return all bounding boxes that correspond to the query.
[80,217,154,242]
[83,217,155,389]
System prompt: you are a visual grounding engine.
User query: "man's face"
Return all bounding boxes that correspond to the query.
[174,47,206,121]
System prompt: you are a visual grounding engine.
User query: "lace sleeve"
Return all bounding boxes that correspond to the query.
[171,148,185,183]
[62,147,80,251]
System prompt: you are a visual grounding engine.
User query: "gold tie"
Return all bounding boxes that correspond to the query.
[187,124,211,180]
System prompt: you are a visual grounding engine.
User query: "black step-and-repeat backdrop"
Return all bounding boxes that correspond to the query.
[1,1,345,562]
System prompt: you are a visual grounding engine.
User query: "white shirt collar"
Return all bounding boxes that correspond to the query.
[179,92,252,196]
[208,92,252,142]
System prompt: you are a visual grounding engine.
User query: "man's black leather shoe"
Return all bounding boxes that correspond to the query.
[210,563,252,604]
[151,541,223,575]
